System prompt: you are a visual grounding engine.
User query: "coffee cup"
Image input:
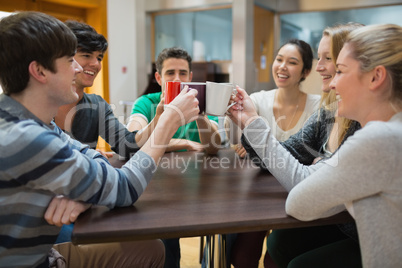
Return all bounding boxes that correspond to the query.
[180,82,206,114]
[164,81,181,105]
[205,81,236,116]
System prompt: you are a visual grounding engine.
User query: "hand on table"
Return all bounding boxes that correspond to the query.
[44,196,91,227]
[233,143,247,158]
[185,140,205,152]
[96,149,114,159]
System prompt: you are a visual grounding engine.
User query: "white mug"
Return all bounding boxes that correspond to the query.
[205,81,236,116]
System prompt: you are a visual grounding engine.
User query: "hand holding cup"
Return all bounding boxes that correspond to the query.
[164,86,200,128]
[227,86,259,130]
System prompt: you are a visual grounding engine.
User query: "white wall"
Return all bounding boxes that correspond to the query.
[107,0,138,123]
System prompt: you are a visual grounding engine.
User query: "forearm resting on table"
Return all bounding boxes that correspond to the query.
[44,196,91,227]
[165,139,204,152]
[196,116,221,155]
[127,116,202,153]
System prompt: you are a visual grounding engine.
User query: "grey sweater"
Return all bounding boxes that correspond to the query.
[67,93,139,159]
[243,113,402,268]
[242,108,361,165]
[242,108,361,240]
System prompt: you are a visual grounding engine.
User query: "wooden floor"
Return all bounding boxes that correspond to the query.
[180,236,266,268]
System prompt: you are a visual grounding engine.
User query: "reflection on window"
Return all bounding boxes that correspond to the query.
[154,8,232,62]
[280,5,402,56]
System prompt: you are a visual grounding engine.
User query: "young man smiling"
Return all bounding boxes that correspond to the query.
[0,11,200,267]
[54,20,139,159]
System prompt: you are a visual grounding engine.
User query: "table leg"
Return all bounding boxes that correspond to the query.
[200,236,204,264]
[219,234,227,268]
[204,235,217,268]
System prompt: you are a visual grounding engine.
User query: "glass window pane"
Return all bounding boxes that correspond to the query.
[280,5,402,56]
[154,8,232,62]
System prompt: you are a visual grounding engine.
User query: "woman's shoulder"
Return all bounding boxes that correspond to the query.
[305,93,321,106]
[364,114,402,141]
[250,89,276,104]
[306,93,321,101]
[250,89,276,97]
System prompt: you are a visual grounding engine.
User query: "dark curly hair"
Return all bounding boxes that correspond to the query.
[0,11,77,95]
[65,20,108,53]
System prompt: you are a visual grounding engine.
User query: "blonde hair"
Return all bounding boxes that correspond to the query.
[320,22,364,108]
[319,23,364,146]
[346,24,402,107]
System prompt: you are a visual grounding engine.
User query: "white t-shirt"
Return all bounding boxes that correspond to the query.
[250,89,321,141]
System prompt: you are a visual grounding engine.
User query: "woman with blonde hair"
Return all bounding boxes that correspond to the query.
[282,22,363,165]
[229,23,402,268]
[229,23,363,268]
[286,23,402,267]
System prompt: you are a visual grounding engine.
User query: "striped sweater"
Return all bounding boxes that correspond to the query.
[0,94,156,268]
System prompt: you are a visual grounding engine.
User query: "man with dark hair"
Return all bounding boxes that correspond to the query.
[54,20,138,159]
[127,47,221,267]
[127,47,221,154]
[0,11,199,267]
[154,47,193,75]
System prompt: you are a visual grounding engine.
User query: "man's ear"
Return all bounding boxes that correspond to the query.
[155,72,162,86]
[189,71,193,82]
[369,65,387,91]
[28,61,47,84]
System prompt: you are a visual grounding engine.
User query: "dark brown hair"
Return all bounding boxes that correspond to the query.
[155,47,192,74]
[0,11,77,95]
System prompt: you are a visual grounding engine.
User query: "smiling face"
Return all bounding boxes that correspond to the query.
[272,44,305,90]
[155,58,193,92]
[316,35,336,93]
[73,50,104,91]
[48,55,83,106]
[330,43,370,122]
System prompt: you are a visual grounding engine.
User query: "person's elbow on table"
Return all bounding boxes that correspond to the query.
[285,203,319,221]
[285,193,319,221]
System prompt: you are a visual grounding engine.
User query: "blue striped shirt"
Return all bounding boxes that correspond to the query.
[0,94,156,267]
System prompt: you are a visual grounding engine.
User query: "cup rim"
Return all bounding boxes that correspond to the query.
[165,81,181,85]
[206,81,234,87]
[181,82,206,85]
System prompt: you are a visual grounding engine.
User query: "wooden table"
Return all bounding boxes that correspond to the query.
[72,149,352,266]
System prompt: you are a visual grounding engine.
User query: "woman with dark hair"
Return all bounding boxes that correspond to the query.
[226,39,321,267]
[227,39,320,156]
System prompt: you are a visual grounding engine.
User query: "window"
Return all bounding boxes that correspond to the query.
[280,5,402,56]
[154,8,232,62]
